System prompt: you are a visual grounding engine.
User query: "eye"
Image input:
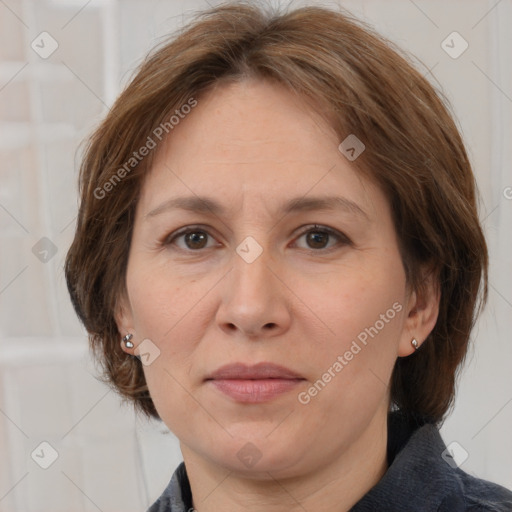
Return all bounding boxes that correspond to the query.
[293,224,350,251]
[164,226,218,251]
[163,224,351,253]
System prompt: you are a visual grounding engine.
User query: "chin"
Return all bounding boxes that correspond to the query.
[206,433,310,478]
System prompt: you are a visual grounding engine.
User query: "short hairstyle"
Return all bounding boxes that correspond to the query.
[65,1,488,423]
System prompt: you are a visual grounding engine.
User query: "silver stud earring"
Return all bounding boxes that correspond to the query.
[122,333,134,349]
[411,338,419,350]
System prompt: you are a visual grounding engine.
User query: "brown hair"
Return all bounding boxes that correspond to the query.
[64,1,488,423]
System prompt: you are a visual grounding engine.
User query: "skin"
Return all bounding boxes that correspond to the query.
[116,78,439,512]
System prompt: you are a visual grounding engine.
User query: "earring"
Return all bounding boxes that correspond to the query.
[122,333,134,349]
[411,338,419,350]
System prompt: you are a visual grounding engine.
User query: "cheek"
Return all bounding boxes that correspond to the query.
[308,263,405,345]
[128,264,192,342]
[298,264,406,402]
[127,265,210,378]
[298,285,404,422]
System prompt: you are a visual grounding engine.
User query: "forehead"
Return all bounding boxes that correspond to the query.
[166,79,338,160]
[137,79,383,220]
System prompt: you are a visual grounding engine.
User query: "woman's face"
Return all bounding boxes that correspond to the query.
[117,79,432,478]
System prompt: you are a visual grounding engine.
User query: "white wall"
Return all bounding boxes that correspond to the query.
[0,0,511,510]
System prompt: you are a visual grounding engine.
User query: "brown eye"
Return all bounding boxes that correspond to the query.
[294,225,350,251]
[183,231,208,249]
[306,230,330,249]
[165,227,216,251]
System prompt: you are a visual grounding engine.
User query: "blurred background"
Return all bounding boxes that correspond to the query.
[0,0,511,510]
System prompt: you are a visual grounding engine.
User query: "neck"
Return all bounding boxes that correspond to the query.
[181,410,389,512]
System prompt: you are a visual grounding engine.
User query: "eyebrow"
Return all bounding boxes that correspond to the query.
[145,195,369,221]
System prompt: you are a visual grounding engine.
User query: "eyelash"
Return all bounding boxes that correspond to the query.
[162,224,351,254]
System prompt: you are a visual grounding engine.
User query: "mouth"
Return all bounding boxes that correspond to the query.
[205,362,305,403]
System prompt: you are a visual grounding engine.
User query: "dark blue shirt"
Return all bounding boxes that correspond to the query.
[147,411,512,511]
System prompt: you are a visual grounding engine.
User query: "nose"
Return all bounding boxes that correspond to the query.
[215,241,292,340]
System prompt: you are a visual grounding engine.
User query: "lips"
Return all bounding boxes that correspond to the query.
[205,362,305,403]
[206,362,303,380]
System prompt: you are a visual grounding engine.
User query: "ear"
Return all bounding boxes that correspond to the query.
[114,292,136,355]
[397,266,440,357]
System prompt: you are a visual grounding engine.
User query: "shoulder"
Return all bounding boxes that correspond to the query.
[352,414,512,512]
[412,423,512,512]
[448,468,512,512]
[406,422,512,512]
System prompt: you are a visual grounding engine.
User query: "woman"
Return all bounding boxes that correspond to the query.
[64,2,512,511]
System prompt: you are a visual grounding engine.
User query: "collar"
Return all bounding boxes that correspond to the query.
[350,411,465,511]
